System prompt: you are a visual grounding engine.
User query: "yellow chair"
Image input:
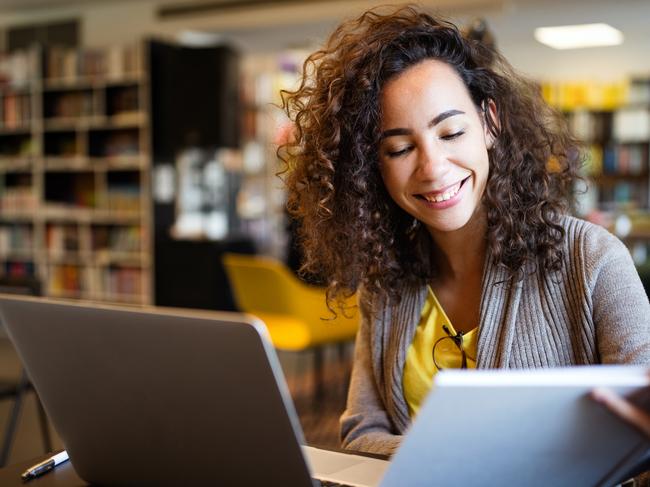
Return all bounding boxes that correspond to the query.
[222,253,359,399]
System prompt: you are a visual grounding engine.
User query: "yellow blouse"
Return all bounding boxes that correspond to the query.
[403,286,478,418]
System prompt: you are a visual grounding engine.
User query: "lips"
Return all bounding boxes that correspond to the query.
[416,176,470,203]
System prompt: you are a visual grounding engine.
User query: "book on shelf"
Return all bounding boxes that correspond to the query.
[567,110,613,144]
[628,78,650,106]
[1,93,31,129]
[603,146,616,174]
[92,225,142,253]
[0,186,36,211]
[48,264,82,294]
[44,131,80,157]
[0,224,33,255]
[45,43,143,82]
[105,266,142,297]
[106,85,139,117]
[106,185,140,213]
[44,171,96,208]
[618,144,647,175]
[3,260,35,278]
[598,183,648,209]
[89,129,140,157]
[104,131,139,156]
[614,183,632,204]
[542,80,628,111]
[87,266,143,300]
[583,145,603,176]
[44,90,94,119]
[0,49,39,89]
[46,224,80,256]
[614,108,650,142]
[601,144,648,176]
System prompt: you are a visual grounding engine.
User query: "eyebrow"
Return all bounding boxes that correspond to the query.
[380,109,465,139]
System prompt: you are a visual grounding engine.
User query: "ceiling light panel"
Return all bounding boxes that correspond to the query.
[534,23,623,50]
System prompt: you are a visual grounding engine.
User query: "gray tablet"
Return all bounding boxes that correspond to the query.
[382,366,650,487]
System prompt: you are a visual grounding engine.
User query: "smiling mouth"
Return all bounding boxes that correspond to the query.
[417,176,471,203]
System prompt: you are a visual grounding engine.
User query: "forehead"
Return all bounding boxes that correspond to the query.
[380,59,475,124]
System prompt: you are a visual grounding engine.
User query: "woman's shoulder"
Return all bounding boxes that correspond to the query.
[557,214,631,272]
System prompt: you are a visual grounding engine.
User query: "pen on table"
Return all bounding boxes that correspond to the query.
[21,450,69,482]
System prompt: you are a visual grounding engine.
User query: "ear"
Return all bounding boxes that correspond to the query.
[482,99,499,150]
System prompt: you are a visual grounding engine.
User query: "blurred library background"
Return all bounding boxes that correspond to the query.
[1,0,650,465]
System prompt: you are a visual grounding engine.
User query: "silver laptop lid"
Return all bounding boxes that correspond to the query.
[0,295,314,486]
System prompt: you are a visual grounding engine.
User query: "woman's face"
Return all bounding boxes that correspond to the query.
[379,59,495,238]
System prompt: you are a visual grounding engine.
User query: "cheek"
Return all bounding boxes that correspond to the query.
[467,144,490,176]
[379,164,407,196]
[473,152,490,196]
[475,154,489,177]
[378,162,391,186]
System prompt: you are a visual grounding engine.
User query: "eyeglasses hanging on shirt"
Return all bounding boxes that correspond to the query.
[432,324,469,371]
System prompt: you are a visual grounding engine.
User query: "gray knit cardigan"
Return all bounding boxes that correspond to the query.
[340,215,650,455]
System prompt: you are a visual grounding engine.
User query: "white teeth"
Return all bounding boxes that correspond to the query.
[423,181,462,203]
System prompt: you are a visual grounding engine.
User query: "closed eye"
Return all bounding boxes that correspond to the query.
[440,131,464,141]
[385,146,413,158]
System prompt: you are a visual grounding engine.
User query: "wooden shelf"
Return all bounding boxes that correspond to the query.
[42,206,142,223]
[98,292,147,305]
[0,44,154,305]
[44,156,89,170]
[559,103,650,243]
[0,250,35,261]
[92,250,147,264]
[0,84,34,96]
[44,117,100,131]
[42,155,147,171]
[0,211,35,222]
[102,155,147,170]
[0,126,32,135]
[79,292,147,306]
[105,112,147,127]
[0,158,33,172]
[45,252,89,265]
[43,73,144,91]
[623,232,650,241]
[590,173,649,184]
[47,288,84,300]
[44,113,146,131]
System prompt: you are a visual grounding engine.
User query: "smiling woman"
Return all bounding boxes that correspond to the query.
[279,3,650,466]
[378,60,493,239]
[280,4,577,308]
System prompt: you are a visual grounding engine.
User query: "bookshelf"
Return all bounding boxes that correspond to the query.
[238,51,305,259]
[543,78,650,263]
[0,44,152,305]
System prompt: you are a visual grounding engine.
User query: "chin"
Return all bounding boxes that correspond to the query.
[424,220,470,235]
[422,212,475,235]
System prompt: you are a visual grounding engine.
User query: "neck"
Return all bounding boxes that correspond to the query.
[428,210,487,282]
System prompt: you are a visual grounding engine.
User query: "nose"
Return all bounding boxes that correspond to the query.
[416,140,450,181]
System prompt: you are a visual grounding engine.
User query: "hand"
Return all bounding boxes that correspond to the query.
[592,386,650,438]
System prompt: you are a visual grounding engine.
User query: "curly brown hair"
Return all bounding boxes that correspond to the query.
[280,5,581,310]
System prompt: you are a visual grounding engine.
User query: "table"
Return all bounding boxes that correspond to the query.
[0,447,390,486]
[0,453,86,487]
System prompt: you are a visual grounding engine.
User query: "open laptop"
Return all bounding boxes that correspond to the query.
[0,294,388,486]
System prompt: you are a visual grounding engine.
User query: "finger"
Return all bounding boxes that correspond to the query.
[592,388,650,438]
